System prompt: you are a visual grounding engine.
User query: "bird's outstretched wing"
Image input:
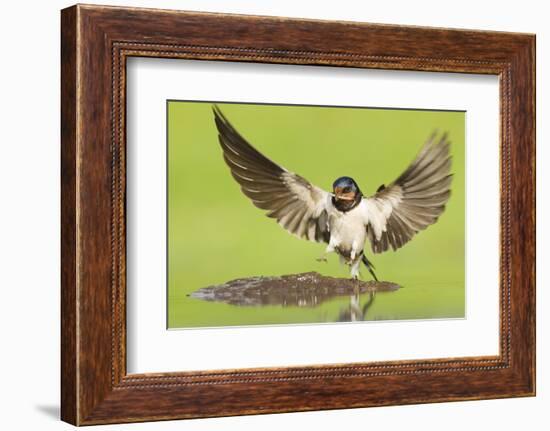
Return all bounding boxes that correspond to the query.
[213,106,331,243]
[362,133,453,254]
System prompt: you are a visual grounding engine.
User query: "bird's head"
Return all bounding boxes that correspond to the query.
[332,176,362,211]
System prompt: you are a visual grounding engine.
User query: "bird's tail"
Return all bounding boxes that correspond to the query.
[361,254,379,281]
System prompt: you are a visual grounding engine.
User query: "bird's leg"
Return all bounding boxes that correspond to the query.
[316,254,328,263]
[350,259,361,280]
[316,245,334,263]
[348,242,363,280]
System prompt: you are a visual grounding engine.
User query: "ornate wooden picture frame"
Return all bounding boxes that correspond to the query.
[61,4,535,425]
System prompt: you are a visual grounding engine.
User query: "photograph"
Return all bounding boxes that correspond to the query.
[167,101,466,329]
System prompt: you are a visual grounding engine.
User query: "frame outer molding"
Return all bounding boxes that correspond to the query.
[61,4,535,426]
[60,5,78,424]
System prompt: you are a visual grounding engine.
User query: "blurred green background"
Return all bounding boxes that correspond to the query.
[167,101,465,329]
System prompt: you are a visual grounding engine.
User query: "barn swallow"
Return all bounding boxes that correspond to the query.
[213,106,452,280]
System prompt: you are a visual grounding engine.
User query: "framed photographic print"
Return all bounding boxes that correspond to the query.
[61,4,535,425]
[165,101,465,330]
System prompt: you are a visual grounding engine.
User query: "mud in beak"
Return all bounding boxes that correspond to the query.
[334,187,356,201]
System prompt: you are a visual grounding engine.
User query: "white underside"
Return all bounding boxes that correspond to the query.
[326,198,368,277]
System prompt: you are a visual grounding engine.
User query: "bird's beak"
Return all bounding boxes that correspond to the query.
[334,187,356,201]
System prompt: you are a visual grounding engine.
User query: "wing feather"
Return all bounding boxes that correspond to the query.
[363,133,453,254]
[213,105,331,243]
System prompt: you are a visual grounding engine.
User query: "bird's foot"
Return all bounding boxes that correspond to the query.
[316,256,328,263]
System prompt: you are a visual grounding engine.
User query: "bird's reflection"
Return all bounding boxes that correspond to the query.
[337,291,377,322]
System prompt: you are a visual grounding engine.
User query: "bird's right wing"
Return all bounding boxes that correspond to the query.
[213,106,331,243]
[362,133,453,254]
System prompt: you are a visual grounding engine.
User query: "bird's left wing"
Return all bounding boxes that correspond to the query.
[362,133,453,254]
[213,106,331,243]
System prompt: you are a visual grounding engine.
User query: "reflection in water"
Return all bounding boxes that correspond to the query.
[337,292,377,322]
[189,272,400,322]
